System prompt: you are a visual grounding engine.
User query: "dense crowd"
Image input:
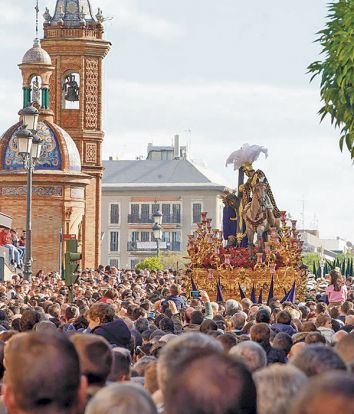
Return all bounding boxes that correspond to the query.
[0,266,352,414]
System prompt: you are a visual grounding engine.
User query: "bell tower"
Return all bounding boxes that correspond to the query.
[41,0,111,268]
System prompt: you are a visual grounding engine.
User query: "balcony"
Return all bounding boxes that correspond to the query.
[127,241,181,252]
[128,214,181,224]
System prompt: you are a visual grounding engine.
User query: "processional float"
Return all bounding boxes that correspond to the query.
[187,144,307,302]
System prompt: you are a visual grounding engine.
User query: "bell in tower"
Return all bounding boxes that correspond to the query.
[63,74,80,102]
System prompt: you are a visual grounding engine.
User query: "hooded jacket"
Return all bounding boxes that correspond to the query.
[91,319,131,348]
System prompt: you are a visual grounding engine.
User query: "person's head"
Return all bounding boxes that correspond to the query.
[34,320,57,334]
[190,310,204,325]
[135,317,149,334]
[200,319,218,334]
[231,312,247,330]
[108,348,132,382]
[272,332,293,355]
[329,269,343,291]
[169,284,181,296]
[335,332,354,366]
[340,301,353,315]
[276,311,292,325]
[133,356,156,377]
[144,361,158,395]
[254,364,307,414]
[216,333,237,352]
[159,317,174,333]
[20,310,42,332]
[229,341,267,373]
[256,309,271,324]
[3,332,86,414]
[157,333,223,396]
[85,383,157,414]
[164,352,257,414]
[225,299,240,315]
[304,332,326,345]
[299,321,317,332]
[291,372,354,414]
[288,342,306,360]
[315,302,327,315]
[86,303,115,328]
[345,314,354,326]
[315,313,332,329]
[250,323,270,345]
[290,344,346,377]
[70,334,112,387]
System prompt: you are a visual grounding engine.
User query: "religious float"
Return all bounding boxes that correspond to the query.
[187,144,307,302]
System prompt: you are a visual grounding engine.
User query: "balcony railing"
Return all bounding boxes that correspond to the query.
[127,241,181,252]
[128,214,181,224]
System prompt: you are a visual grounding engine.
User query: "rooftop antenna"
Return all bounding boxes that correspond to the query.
[35,0,39,39]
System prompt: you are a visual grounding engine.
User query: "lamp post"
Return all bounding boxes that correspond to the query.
[152,208,163,257]
[15,105,41,282]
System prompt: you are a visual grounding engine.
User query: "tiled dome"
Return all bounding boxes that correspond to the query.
[22,39,52,65]
[1,120,81,172]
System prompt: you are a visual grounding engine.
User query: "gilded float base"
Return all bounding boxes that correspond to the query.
[192,267,306,302]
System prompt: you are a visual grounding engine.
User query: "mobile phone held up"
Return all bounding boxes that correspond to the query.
[190,290,201,298]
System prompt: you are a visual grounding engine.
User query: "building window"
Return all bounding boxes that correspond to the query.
[162,204,171,223]
[172,231,181,251]
[110,231,119,252]
[110,259,119,268]
[110,204,120,224]
[141,204,150,223]
[192,203,202,224]
[131,231,139,242]
[172,204,181,223]
[141,231,150,242]
[130,204,139,223]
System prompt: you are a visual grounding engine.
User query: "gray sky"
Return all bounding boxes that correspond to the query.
[0,0,353,240]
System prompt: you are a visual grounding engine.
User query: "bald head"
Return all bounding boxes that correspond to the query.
[288,342,306,360]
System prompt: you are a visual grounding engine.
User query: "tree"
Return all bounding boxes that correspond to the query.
[159,251,189,270]
[135,257,163,272]
[308,0,354,159]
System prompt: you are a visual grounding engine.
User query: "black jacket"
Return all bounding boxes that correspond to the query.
[91,319,131,348]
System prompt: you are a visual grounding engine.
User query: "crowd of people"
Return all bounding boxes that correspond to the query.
[0,265,352,414]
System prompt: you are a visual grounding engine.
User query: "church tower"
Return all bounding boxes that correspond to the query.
[41,0,111,268]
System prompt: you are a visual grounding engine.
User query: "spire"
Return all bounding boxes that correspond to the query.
[48,0,96,27]
[35,0,39,39]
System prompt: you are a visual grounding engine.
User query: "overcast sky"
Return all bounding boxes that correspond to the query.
[0,0,353,240]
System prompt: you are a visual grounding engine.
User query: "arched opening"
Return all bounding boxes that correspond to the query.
[62,71,80,110]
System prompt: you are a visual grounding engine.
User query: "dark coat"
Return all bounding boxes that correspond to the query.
[271,323,297,336]
[261,342,287,364]
[91,319,131,348]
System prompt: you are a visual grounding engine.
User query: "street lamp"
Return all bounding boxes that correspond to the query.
[152,207,163,257]
[15,105,41,282]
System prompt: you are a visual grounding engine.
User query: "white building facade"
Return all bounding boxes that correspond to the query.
[101,156,226,269]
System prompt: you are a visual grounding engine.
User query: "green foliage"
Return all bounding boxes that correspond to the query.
[160,251,189,270]
[302,252,320,269]
[135,256,164,272]
[308,0,354,158]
